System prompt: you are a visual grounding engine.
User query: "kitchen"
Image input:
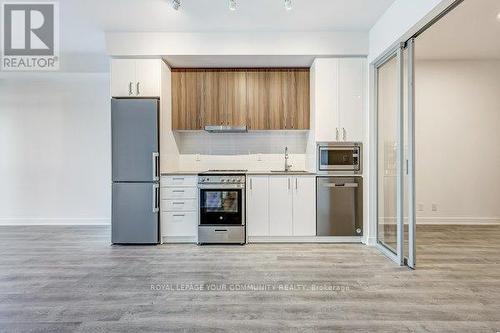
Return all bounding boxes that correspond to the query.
[110,58,366,246]
[3,0,500,331]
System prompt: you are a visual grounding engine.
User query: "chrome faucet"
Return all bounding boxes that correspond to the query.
[284,146,292,172]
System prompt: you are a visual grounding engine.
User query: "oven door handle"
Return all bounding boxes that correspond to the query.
[198,184,244,190]
[214,229,228,232]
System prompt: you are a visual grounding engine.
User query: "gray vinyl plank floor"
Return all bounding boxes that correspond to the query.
[0,225,499,332]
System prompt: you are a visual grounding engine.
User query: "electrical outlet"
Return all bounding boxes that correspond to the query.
[257,154,262,161]
[418,203,424,212]
[195,154,201,162]
[432,203,438,212]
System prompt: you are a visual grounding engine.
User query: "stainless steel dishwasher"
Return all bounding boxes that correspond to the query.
[316,177,363,236]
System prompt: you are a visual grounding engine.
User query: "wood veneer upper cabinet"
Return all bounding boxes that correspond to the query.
[171,70,202,130]
[200,71,222,126]
[294,70,310,130]
[246,71,269,130]
[220,71,247,126]
[268,71,286,129]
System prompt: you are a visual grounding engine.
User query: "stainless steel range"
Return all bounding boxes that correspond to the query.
[197,171,246,245]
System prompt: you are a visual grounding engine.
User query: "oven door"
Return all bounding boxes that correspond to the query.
[199,186,245,226]
[318,146,360,172]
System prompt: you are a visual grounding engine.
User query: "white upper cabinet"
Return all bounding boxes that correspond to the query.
[135,59,162,97]
[312,57,365,143]
[269,176,293,236]
[312,58,339,142]
[338,58,365,142]
[246,176,269,237]
[292,176,316,236]
[111,59,161,97]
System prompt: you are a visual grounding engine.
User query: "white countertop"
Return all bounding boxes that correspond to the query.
[162,170,317,176]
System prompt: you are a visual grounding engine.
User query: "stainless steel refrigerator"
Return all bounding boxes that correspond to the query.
[111,98,160,244]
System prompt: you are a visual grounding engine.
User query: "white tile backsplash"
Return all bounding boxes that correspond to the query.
[175,131,310,171]
[178,131,308,155]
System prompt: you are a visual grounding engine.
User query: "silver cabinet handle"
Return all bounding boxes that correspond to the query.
[172,202,185,205]
[153,184,159,212]
[152,152,159,181]
[250,178,253,190]
[128,82,133,96]
[173,214,185,217]
[172,190,185,193]
[172,177,185,180]
[323,183,358,188]
[295,178,298,190]
[336,128,339,141]
[343,128,346,141]
[288,178,290,190]
[136,82,140,95]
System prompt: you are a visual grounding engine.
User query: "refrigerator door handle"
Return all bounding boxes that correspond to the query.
[152,152,160,181]
[153,184,160,213]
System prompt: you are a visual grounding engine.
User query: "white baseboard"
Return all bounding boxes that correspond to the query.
[248,236,363,243]
[161,236,197,244]
[379,217,500,225]
[416,217,500,225]
[0,218,110,226]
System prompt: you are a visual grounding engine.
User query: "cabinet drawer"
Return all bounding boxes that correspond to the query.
[161,212,197,237]
[161,176,198,187]
[161,199,197,212]
[161,187,197,200]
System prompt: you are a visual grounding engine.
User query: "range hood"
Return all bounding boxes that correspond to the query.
[204,125,248,133]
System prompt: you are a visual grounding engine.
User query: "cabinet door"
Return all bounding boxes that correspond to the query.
[294,70,310,129]
[135,59,161,97]
[292,176,316,236]
[172,71,202,130]
[268,71,286,130]
[312,59,340,141]
[282,70,297,129]
[246,71,269,130]
[246,176,269,237]
[225,71,247,126]
[269,176,293,236]
[284,70,310,130]
[201,71,223,126]
[339,58,364,142]
[111,59,136,97]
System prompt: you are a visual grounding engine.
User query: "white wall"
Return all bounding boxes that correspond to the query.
[368,0,455,62]
[415,60,500,224]
[106,32,368,57]
[0,73,111,225]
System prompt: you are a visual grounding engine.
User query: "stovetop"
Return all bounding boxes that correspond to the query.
[198,170,246,185]
[199,169,247,175]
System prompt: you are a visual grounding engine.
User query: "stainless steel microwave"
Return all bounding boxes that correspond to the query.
[317,142,362,174]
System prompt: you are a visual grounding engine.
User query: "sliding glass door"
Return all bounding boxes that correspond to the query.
[375,41,416,268]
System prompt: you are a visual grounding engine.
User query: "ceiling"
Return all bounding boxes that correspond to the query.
[50,0,396,71]
[416,0,500,60]
[72,0,395,32]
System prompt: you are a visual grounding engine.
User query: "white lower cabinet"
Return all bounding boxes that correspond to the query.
[246,176,269,237]
[292,177,316,236]
[269,176,293,236]
[246,175,316,239]
[160,175,198,242]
